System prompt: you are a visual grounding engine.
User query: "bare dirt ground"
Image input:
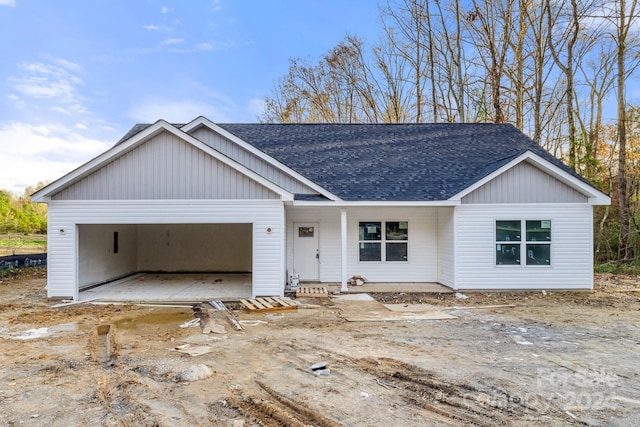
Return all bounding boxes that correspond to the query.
[0,268,639,426]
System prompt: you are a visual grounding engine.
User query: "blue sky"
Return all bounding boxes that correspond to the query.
[0,0,381,194]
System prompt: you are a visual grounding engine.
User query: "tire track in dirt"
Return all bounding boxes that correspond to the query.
[227,381,342,427]
[353,357,530,427]
[259,339,550,426]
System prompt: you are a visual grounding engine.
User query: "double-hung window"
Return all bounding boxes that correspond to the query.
[359,221,408,262]
[496,220,551,266]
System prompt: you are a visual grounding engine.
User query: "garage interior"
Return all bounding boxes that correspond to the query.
[77,223,253,301]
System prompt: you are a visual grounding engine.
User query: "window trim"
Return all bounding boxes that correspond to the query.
[495,219,552,267]
[358,220,409,263]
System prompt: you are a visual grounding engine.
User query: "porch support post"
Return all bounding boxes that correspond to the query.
[340,208,348,292]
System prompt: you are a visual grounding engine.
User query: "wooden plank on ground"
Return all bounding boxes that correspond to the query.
[296,286,328,298]
[255,298,274,309]
[240,297,298,312]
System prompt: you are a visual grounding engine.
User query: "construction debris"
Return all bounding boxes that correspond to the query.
[349,275,367,286]
[296,286,328,298]
[179,319,201,328]
[239,297,298,312]
[209,301,243,331]
[171,344,214,357]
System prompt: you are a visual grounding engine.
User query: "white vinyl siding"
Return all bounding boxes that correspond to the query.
[286,207,437,283]
[52,131,279,200]
[437,207,455,287]
[191,127,317,195]
[46,200,285,299]
[462,161,588,204]
[456,204,593,290]
[285,207,341,282]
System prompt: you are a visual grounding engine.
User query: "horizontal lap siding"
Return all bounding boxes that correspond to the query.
[47,200,284,298]
[287,207,438,283]
[437,207,455,287]
[347,207,437,282]
[46,212,76,297]
[456,204,593,289]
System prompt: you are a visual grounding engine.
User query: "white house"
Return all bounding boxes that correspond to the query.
[32,116,610,300]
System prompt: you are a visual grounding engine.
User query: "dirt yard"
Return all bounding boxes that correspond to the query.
[0,269,639,426]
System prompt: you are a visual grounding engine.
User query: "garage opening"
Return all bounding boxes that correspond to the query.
[77,223,252,300]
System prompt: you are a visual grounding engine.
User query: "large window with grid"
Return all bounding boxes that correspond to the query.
[496,220,551,266]
[359,221,408,262]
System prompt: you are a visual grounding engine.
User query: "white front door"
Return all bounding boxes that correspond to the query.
[293,222,319,281]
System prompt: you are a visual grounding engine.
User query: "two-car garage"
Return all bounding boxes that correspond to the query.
[45,200,285,300]
[77,223,253,290]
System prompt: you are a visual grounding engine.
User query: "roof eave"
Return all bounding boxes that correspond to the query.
[290,200,460,207]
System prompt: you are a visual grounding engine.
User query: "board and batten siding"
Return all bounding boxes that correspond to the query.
[52,131,278,200]
[287,207,439,283]
[46,200,285,299]
[455,204,593,290]
[462,161,587,204]
[191,127,317,195]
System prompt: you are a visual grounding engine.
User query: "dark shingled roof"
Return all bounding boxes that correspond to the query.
[117,122,588,201]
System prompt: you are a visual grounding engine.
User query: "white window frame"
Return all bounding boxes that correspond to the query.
[495,219,551,267]
[358,220,408,263]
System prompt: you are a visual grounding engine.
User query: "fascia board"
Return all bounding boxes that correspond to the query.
[290,200,460,207]
[181,116,341,201]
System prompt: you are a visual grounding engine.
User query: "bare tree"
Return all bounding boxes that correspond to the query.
[467,0,516,123]
[545,0,581,169]
[612,0,640,260]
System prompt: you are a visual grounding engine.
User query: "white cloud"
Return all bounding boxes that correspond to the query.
[212,0,222,11]
[9,60,87,109]
[168,40,247,54]
[127,99,234,123]
[161,38,184,45]
[0,0,16,6]
[161,6,171,14]
[0,122,112,194]
[141,24,173,32]
[51,57,83,73]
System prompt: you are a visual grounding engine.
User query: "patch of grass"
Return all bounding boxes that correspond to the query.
[0,233,47,256]
[595,261,640,275]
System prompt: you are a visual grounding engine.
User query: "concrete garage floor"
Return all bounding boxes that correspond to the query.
[79,273,252,302]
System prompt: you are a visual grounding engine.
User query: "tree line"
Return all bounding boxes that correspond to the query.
[0,187,47,234]
[262,0,640,266]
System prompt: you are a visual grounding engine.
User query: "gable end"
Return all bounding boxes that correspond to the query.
[51,131,279,200]
[462,161,588,204]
